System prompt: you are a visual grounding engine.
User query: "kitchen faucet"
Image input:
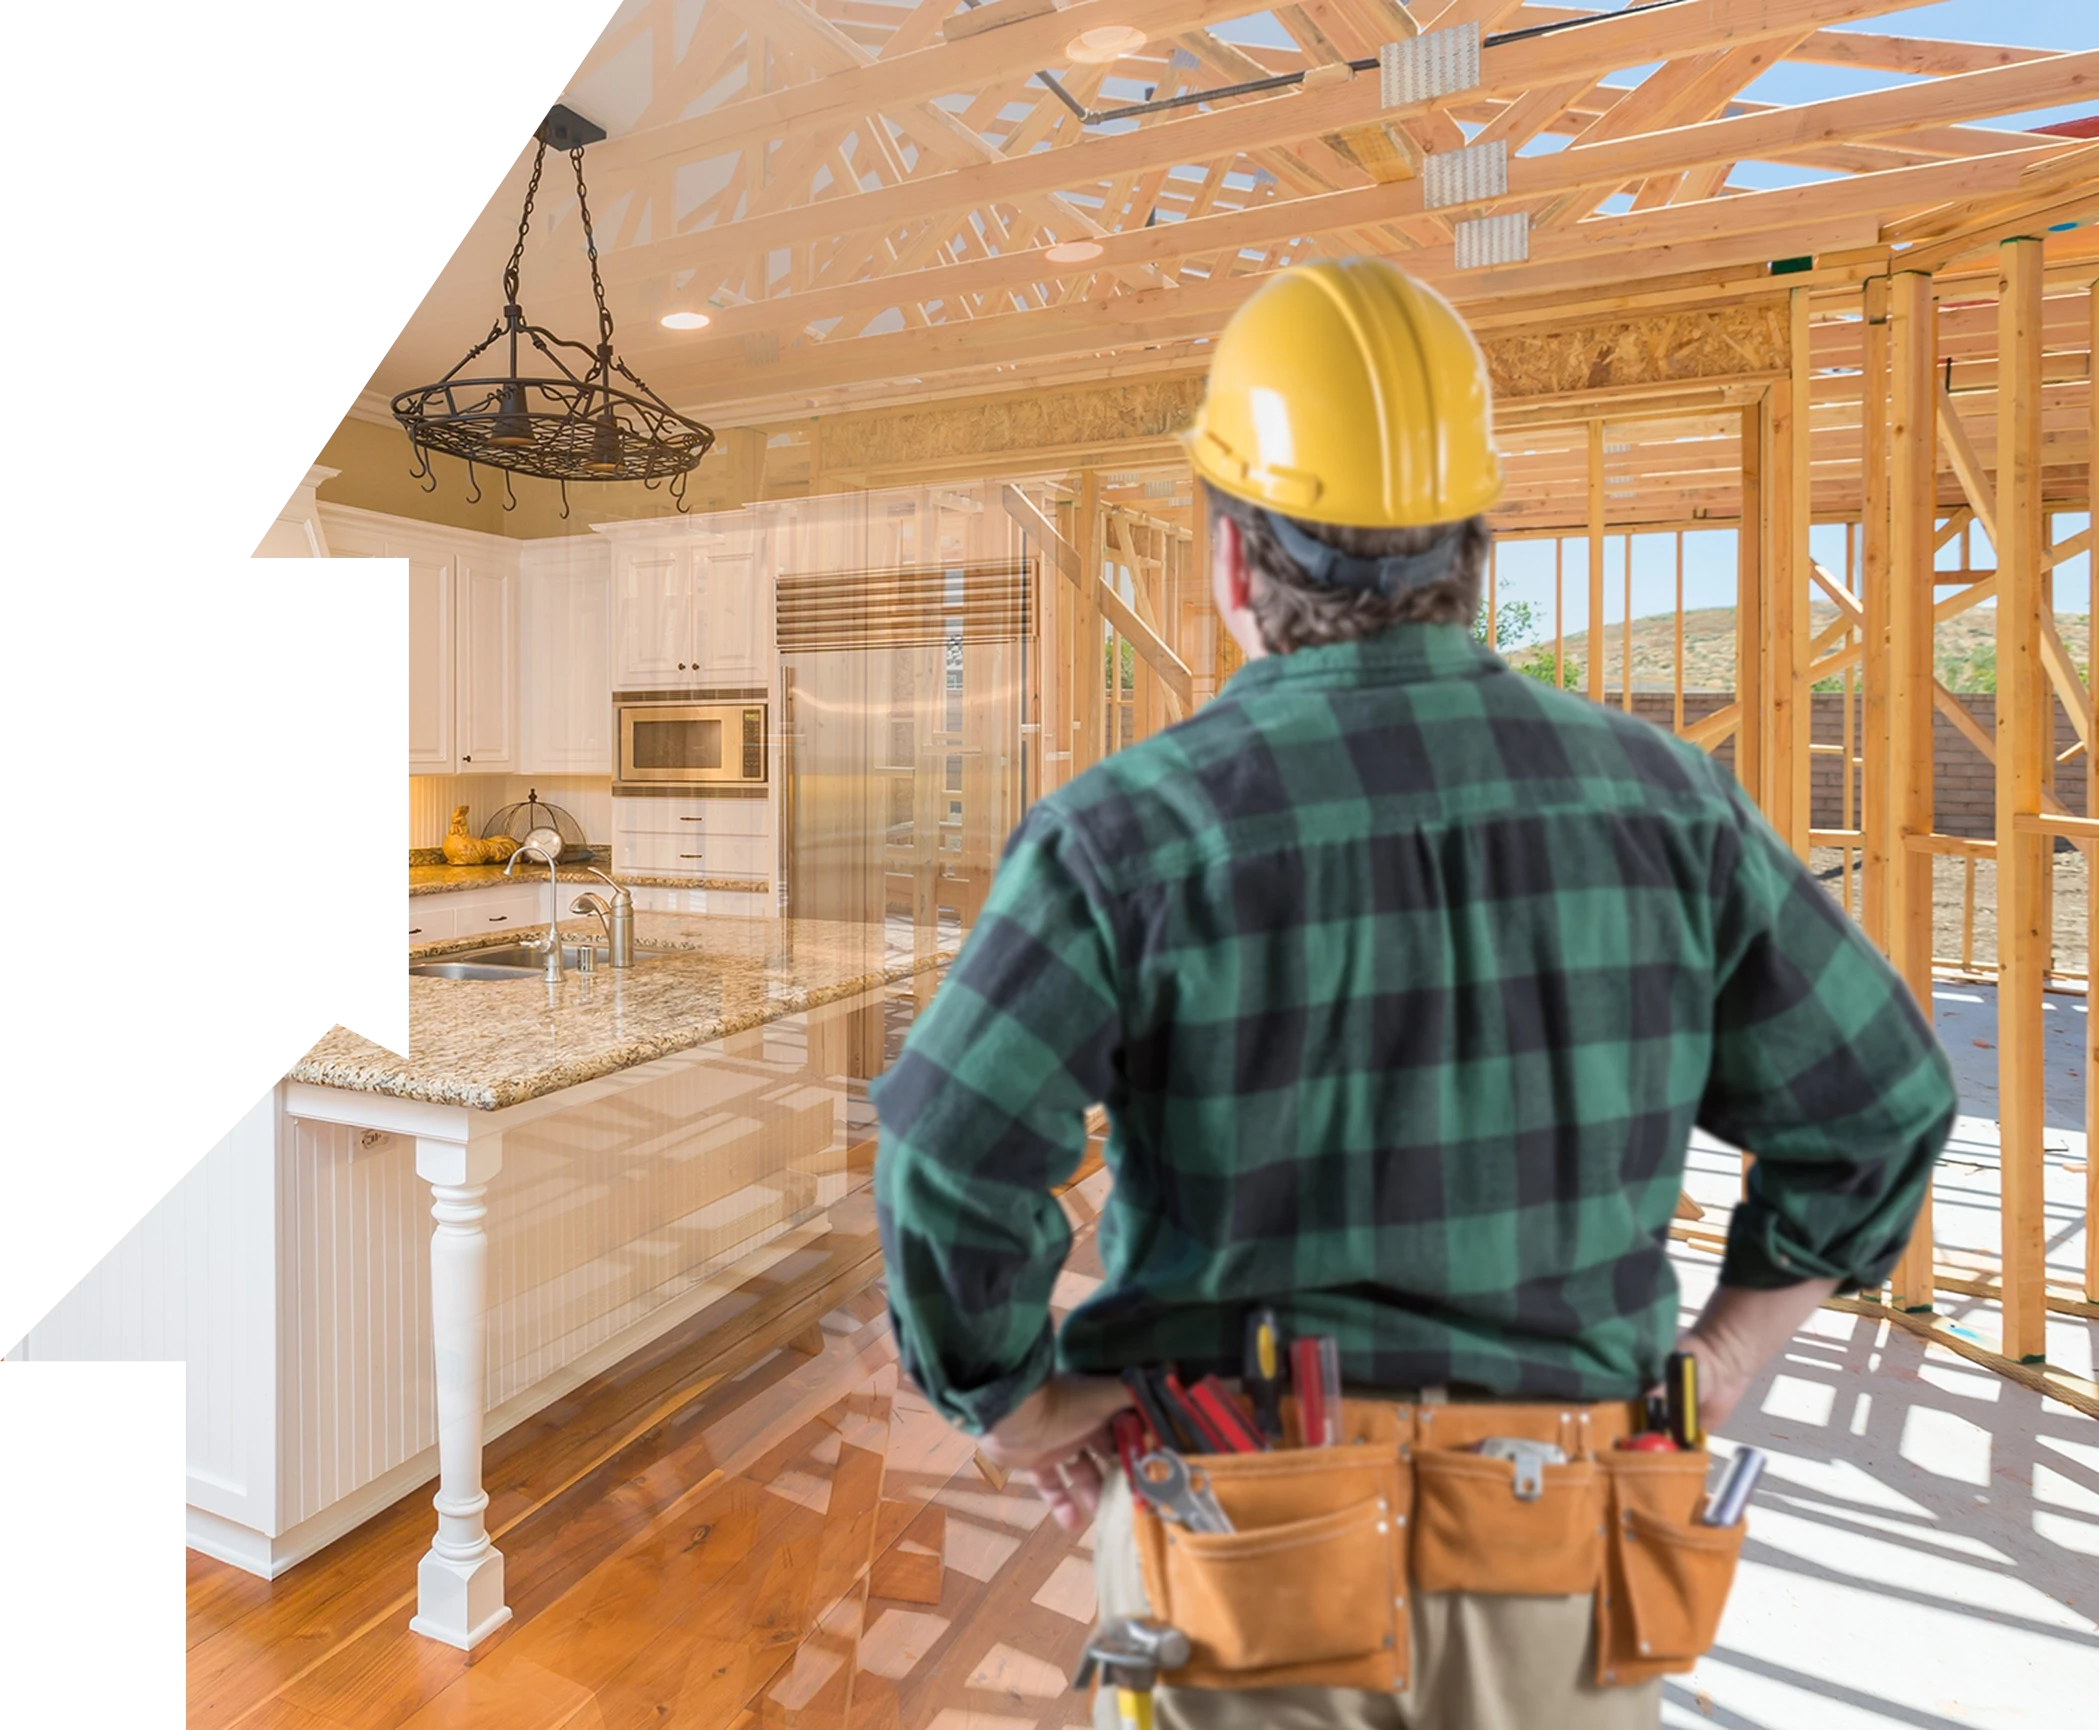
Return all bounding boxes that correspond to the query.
[504,841,565,982]
[571,868,635,967]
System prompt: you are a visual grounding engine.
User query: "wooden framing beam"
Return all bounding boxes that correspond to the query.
[1795,27,2051,78]
[1736,402,1764,807]
[1995,235,2049,1366]
[1860,274,1891,946]
[1586,421,1605,704]
[613,0,1929,186]
[1778,291,1814,858]
[1106,509,1186,725]
[1001,485,1194,708]
[634,145,2066,401]
[691,231,2097,425]
[1937,383,2002,551]
[1823,1297,2099,1422]
[571,5,2075,340]
[1074,474,1104,775]
[642,151,2082,405]
[1885,268,1938,1312]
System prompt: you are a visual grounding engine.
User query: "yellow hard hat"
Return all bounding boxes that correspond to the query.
[1183,259,1503,529]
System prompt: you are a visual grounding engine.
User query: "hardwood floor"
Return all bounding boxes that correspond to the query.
[189,1158,1113,1730]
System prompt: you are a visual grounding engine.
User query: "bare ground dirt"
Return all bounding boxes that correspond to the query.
[1807,845,2089,979]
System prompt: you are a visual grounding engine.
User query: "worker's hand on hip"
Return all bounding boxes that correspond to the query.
[1670,1331,1752,1436]
[978,1376,1131,1533]
[1678,1275,1842,1435]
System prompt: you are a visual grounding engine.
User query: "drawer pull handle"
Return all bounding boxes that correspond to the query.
[488,915,510,923]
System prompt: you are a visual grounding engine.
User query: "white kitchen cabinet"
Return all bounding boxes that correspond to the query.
[521,539,613,773]
[694,544,770,685]
[322,505,519,775]
[406,900,459,944]
[455,557,519,771]
[616,830,771,877]
[406,885,548,946]
[612,543,695,687]
[603,516,772,689]
[613,795,770,837]
[406,554,455,771]
[612,792,775,894]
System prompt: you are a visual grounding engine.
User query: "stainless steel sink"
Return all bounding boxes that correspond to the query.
[411,959,542,981]
[409,941,681,980]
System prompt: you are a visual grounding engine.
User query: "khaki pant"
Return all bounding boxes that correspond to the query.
[1090,1468,1661,1730]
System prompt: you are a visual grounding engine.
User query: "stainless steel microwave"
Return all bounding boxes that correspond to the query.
[615,696,768,788]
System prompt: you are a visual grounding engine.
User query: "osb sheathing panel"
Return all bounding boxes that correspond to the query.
[821,375,1209,474]
[1481,302,1791,400]
[814,304,1791,475]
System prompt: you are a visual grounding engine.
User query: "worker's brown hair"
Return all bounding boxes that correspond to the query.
[1205,483,1489,654]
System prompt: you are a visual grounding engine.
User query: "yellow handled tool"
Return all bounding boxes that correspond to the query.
[1074,1618,1191,1730]
[1114,1683,1157,1730]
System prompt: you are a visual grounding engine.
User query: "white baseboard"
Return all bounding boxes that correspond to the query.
[186,1213,835,1578]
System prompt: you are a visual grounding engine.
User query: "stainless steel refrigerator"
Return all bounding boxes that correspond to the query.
[778,558,1033,949]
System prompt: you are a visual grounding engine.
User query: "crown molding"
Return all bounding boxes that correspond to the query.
[317,500,528,558]
[346,388,397,428]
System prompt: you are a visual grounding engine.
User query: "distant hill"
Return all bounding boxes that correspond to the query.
[1492,603,2089,694]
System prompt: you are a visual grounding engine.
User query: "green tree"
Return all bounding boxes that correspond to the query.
[1476,584,1579,686]
[1104,636,1137,690]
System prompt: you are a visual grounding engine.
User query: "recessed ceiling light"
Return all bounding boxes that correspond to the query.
[660,309,712,330]
[1065,24,1146,63]
[1045,239,1105,264]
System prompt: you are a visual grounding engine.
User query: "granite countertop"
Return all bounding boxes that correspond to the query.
[408,857,768,896]
[292,914,948,1112]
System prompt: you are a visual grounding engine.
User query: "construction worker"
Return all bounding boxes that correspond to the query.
[872,258,1956,1729]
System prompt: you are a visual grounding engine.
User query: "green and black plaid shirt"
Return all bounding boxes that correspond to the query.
[872,624,1957,1434]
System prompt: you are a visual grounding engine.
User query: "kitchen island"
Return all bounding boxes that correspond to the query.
[13,911,946,1649]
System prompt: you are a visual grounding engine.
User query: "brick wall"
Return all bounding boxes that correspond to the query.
[1612,690,2085,838]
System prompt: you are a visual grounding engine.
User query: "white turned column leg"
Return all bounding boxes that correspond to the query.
[409,1135,511,1649]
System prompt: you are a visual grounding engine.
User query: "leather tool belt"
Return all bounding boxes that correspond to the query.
[1128,1393,1745,1694]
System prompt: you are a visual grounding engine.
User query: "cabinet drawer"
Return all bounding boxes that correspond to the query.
[616,830,771,877]
[406,902,459,945]
[612,796,770,837]
[444,885,546,930]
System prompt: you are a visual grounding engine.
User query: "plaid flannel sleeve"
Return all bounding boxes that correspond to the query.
[870,808,1125,1433]
[1700,787,1959,1293]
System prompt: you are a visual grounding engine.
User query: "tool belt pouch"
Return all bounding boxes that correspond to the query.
[1131,1442,1409,1692]
[1593,1450,1745,1686]
[1410,1443,1605,1595]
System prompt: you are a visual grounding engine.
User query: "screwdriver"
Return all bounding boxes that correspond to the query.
[1243,1307,1285,1442]
[1291,1336,1341,1447]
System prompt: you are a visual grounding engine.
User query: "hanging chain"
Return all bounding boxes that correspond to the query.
[502,140,549,306]
[570,147,615,346]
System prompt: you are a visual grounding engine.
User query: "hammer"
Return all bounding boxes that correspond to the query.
[1072,1617,1192,1730]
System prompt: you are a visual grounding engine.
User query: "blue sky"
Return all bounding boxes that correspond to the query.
[1211,3,2098,150]
[1486,519,2093,652]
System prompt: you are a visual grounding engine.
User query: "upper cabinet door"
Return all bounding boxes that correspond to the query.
[406,554,456,772]
[455,557,519,772]
[521,549,613,774]
[613,546,696,687]
[693,537,771,685]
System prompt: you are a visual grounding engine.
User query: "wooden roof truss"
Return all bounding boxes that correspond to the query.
[506,0,2099,425]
